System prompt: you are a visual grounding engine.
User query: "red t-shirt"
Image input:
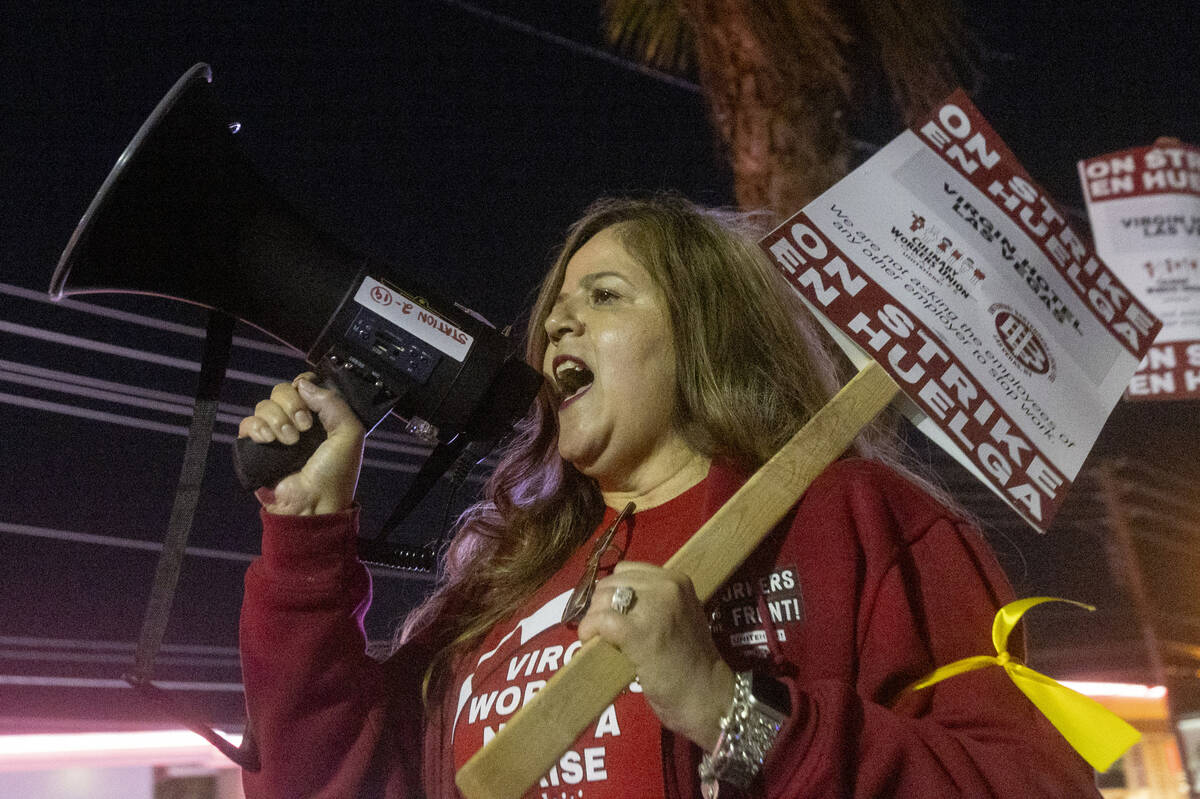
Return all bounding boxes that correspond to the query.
[449,479,711,799]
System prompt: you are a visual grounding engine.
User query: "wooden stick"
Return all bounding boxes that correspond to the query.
[455,361,900,799]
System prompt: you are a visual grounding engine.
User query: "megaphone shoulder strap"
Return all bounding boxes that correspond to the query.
[120,310,261,770]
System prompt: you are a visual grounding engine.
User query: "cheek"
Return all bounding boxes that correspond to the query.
[611,332,671,384]
[627,340,679,419]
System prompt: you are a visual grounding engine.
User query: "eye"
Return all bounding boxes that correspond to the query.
[590,287,620,305]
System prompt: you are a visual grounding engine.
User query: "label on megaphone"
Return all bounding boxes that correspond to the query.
[354,275,474,363]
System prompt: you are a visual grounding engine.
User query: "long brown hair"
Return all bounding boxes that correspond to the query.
[400,194,918,697]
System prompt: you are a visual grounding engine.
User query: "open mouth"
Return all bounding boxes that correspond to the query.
[553,357,594,406]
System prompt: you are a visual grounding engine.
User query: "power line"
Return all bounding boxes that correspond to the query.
[433,0,703,95]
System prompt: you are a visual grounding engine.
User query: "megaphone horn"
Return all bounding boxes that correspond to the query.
[52,63,355,353]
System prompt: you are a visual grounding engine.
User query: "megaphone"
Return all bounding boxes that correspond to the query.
[51,63,544,767]
[52,63,542,498]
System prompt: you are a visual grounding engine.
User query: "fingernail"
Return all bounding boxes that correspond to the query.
[280,423,298,443]
[295,378,314,396]
[294,409,312,430]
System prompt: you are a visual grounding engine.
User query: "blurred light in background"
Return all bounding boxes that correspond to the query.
[0,729,242,771]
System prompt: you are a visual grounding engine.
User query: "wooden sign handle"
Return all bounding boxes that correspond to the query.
[455,361,900,799]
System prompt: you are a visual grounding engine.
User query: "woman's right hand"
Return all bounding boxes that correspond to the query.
[237,373,366,516]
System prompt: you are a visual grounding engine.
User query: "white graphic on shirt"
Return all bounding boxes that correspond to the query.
[708,565,804,657]
[452,588,648,797]
[453,589,572,738]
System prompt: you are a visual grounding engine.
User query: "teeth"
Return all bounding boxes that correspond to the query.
[555,362,585,379]
[554,361,593,396]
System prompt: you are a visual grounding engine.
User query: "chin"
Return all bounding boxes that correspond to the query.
[558,445,606,483]
[556,425,596,463]
[559,448,597,476]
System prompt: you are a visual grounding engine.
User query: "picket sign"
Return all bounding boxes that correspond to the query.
[1078,138,1200,402]
[456,90,1159,798]
[455,361,900,799]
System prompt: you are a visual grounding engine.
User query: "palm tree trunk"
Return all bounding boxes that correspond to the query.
[681,0,854,219]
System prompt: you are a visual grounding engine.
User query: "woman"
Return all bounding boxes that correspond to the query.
[238,196,1099,797]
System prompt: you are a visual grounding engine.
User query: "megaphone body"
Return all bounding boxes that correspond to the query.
[52,63,542,490]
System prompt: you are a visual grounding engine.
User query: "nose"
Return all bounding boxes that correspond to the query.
[544,301,582,344]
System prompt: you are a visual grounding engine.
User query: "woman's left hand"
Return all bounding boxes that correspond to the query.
[577,561,734,750]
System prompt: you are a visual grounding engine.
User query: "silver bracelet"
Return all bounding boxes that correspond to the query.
[699,671,788,798]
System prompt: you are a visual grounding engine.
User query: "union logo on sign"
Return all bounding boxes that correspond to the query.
[370,285,393,306]
[992,307,1051,375]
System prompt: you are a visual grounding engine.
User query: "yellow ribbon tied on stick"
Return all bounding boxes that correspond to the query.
[906,597,1141,772]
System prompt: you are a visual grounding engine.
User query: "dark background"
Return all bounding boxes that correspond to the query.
[2,0,1198,736]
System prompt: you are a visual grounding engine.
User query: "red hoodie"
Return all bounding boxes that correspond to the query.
[240,458,1100,798]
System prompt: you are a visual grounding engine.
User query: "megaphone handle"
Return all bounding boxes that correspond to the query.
[232,417,328,491]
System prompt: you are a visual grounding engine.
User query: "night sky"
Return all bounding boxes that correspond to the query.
[2,0,1198,733]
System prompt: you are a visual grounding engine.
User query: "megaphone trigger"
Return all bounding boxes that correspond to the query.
[231,355,406,491]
